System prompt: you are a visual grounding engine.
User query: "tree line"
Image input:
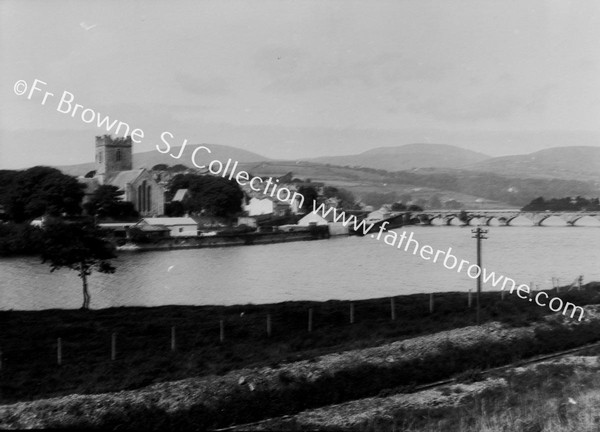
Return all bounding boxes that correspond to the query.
[521,196,600,212]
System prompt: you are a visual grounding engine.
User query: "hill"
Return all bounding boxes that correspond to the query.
[56,144,270,176]
[53,142,600,208]
[238,159,599,208]
[310,143,490,171]
[468,146,600,182]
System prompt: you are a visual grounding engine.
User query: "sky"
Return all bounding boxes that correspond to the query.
[1,0,599,169]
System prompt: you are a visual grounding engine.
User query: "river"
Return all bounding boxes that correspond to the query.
[1,225,599,310]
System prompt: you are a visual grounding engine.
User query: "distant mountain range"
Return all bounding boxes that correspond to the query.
[310,143,490,171]
[310,144,600,182]
[51,141,599,208]
[56,142,599,185]
[467,146,600,182]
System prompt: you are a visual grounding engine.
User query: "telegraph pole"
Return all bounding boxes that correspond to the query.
[472,227,488,324]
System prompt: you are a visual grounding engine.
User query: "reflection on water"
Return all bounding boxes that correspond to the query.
[1,226,599,310]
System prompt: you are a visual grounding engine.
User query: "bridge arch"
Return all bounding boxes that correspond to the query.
[537,215,568,227]
[486,216,504,226]
[449,216,466,226]
[467,216,486,226]
[417,214,432,225]
[429,215,445,226]
[571,215,600,227]
[506,215,534,226]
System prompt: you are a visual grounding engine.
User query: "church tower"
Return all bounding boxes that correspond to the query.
[95,135,133,182]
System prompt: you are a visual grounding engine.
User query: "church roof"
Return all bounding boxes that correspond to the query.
[106,169,145,190]
[172,189,189,202]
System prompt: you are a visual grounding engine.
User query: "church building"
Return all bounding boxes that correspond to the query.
[88,135,165,216]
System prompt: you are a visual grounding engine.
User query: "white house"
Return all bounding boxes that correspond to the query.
[365,209,391,224]
[297,211,330,226]
[297,210,349,236]
[139,217,198,237]
[244,197,275,216]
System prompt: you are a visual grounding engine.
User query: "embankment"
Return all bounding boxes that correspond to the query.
[2,306,600,430]
[121,226,330,252]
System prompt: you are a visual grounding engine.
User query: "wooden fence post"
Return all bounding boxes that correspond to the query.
[390,297,396,321]
[57,338,62,366]
[171,326,176,351]
[308,308,313,332]
[111,333,117,361]
[429,293,434,313]
[267,314,272,337]
[350,302,355,324]
[501,289,506,300]
[468,289,472,308]
[220,320,225,343]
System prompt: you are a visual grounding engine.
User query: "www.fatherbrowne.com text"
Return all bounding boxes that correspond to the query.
[312,202,585,321]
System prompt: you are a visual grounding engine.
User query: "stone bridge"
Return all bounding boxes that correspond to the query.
[415,210,600,226]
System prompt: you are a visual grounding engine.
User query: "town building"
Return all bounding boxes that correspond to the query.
[138,217,198,237]
[297,211,330,226]
[81,135,165,217]
[365,208,391,224]
[297,209,349,236]
[243,194,298,217]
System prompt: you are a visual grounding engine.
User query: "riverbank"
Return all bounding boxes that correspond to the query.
[117,225,331,252]
[2,284,600,406]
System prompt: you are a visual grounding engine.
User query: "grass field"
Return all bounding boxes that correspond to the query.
[1,285,600,405]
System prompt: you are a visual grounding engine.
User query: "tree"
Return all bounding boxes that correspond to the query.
[167,174,243,218]
[152,164,169,171]
[2,167,84,222]
[40,219,116,310]
[297,185,319,211]
[322,186,356,209]
[169,164,189,173]
[84,185,139,221]
[0,223,44,256]
[165,201,185,217]
[407,204,423,212]
[444,199,463,210]
[522,196,546,211]
[391,202,407,211]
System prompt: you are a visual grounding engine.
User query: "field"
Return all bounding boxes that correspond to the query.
[2,285,600,405]
[2,285,600,429]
